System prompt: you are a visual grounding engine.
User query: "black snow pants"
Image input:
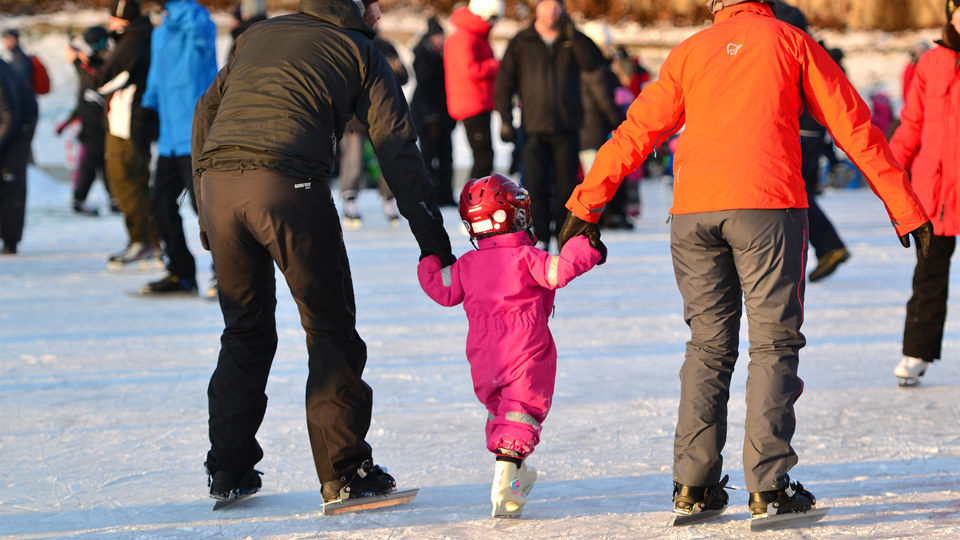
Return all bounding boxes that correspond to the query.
[201,169,373,484]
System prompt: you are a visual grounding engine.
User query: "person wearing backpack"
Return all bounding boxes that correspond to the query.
[2,29,49,96]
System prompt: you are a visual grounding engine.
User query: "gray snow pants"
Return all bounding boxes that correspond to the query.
[670,208,807,493]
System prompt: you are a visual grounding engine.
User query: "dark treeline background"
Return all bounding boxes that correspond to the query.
[0,0,948,31]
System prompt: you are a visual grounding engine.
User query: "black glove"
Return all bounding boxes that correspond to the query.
[558,211,607,264]
[900,220,933,257]
[500,123,515,143]
[199,229,210,251]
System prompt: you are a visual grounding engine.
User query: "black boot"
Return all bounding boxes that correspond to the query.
[333,459,396,501]
[206,463,263,500]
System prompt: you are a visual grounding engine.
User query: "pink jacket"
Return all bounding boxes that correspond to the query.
[443,7,498,121]
[418,232,599,456]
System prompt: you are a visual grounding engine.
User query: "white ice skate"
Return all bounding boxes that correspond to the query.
[491,460,537,518]
[894,356,931,387]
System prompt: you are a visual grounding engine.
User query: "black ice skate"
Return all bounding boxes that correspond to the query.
[671,474,729,526]
[207,464,262,510]
[321,459,418,516]
[749,478,829,530]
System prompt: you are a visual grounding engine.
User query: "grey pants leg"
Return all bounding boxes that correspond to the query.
[671,209,807,492]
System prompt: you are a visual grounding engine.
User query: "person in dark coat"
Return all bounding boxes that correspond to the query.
[496,0,606,251]
[66,0,160,269]
[0,58,38,255]
[191,0,454,503]
[411,16,456,207]
[1,29,35,94]
[59,26,112,217]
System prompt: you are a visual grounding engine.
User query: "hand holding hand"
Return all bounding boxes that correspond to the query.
[500,123,515,143]
[558,212,607,264]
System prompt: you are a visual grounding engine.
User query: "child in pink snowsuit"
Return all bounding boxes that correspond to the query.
[417,174,601,517]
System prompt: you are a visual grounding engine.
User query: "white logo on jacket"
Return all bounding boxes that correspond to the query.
[294,182,312,190]
[727,43,743,56]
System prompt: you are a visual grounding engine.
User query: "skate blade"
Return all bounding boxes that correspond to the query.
[671,507,726,526]
[898,377,921,387]
[211,490,257,511]
[322,488,418,516]
[750,506,830,531]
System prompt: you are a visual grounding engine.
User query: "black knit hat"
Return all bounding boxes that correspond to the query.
[110,0,141,21]
[426,16,444,37]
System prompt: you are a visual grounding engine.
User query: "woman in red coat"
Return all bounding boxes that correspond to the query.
[889,0,960,386]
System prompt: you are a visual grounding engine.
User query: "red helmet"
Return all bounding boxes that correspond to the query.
[459,174,531,239]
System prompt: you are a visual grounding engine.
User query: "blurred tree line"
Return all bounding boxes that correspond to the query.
[0,0,948,31]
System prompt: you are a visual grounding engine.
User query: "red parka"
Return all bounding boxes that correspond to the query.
[567,2,928,237]
[443,7,498,121]
[889,44,960,236]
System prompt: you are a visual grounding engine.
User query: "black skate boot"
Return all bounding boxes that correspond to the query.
[672,474,729,519]
[325,459,396,503]
[206,463,263,501]
[749,478,816,519]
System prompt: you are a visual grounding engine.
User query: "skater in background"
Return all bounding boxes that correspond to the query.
[776,0,851,283]
[411,16,455,207]
[889,0,960,387]
[417,173,601,518]
[338,20,407,229]
[64,0,161,270]
[192,0,453,505]
[559,0,931,523]
[138,0,218,296]
[59,25,113,217]
[444,0,502,180]
[0,57,38,256]
[1,29,35,95]
[496,0,606,251]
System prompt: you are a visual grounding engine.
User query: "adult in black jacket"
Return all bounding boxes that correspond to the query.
[192,0,454,503]
[496,0,605,251]
[0,58,38,255]
[411,17,456,207]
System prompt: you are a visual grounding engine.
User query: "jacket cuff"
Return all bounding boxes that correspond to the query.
[565,191,603,224]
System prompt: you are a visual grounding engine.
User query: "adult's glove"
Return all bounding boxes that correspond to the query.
[558,211,607,264]
[132,108,159,154]
[899,220,932,257]
[500,123,515,144]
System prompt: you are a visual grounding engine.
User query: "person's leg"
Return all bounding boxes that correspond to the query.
[551,133,582,245]
[728,209,807,493]
[670,212,742,488]
[903,234,955,360]
[239,171,374,484]
[203,170,279,477]
[105,134,154,246]
[462,112,494,179]
[0,122,32,251]
[522,135,552,249]
[149,156,196,283]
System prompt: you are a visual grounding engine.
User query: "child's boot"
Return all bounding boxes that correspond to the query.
[491,459,536,518]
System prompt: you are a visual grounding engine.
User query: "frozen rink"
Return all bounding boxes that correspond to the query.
[1,169,959,539]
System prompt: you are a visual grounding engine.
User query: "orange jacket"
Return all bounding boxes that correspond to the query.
[567,2,928,237]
